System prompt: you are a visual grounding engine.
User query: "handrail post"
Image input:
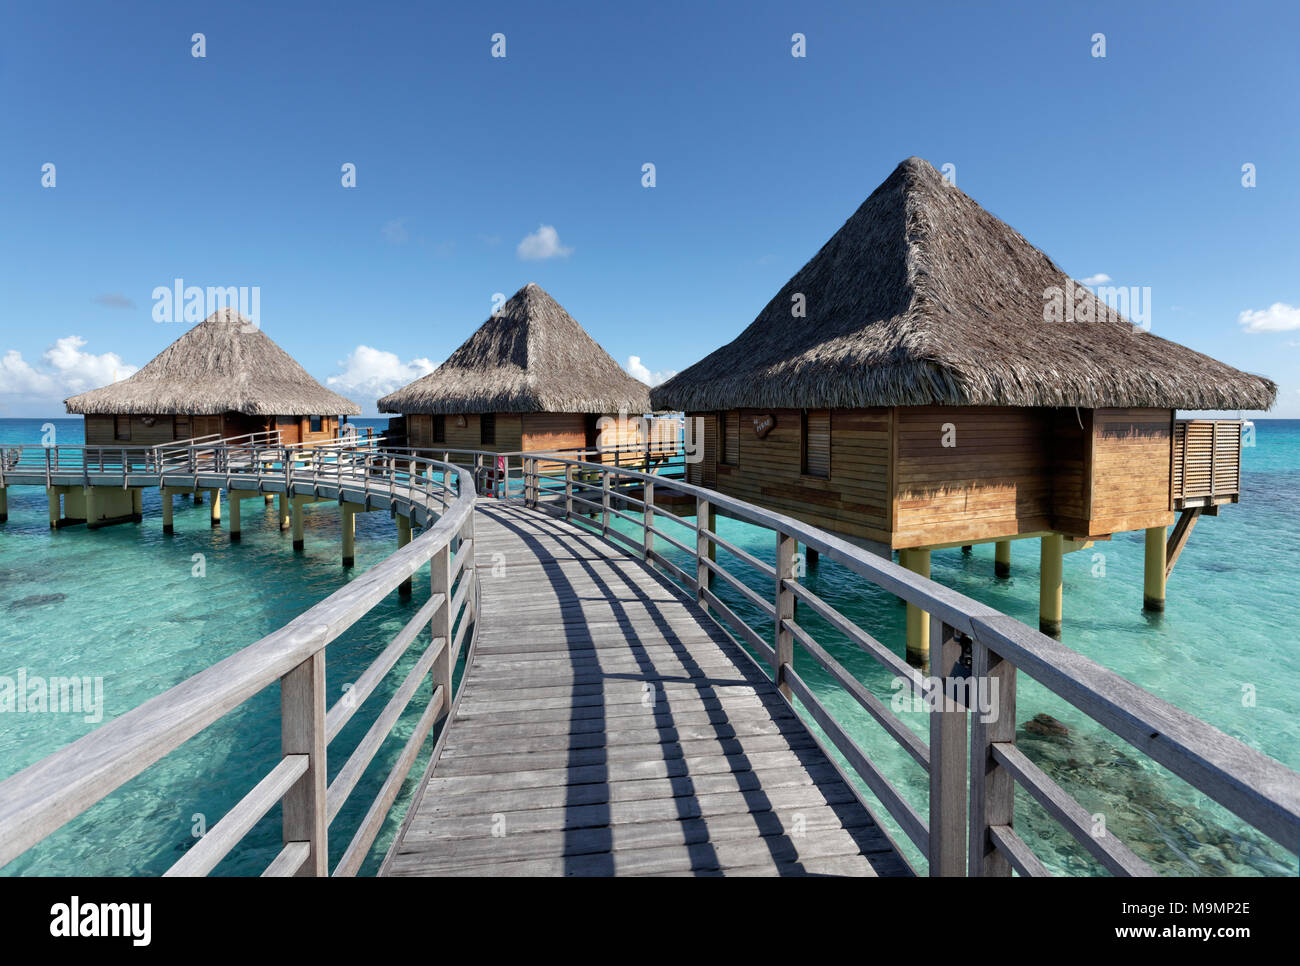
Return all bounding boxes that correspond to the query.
[928,618,969,876]
[694,496,710,612]
[430,539,453,702]
[601,470,610,538]
[564,464,574,521]
[642,479,655,562]
[281,649,327,876]
[968,636,1016,876]
[774,530,796,698]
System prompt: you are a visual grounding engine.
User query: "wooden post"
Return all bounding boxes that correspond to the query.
[601,471,610,538]
[278,492,290,531]
[229,491,242,543]
[961,545,972,555]
[291,495,305,552]
[341,502,356,567]
[928,619,968,876]
[130,487,142,522]
[397,514,412,597]
[430,541,453,702]
[0,487,6,524]
[564,464,574,521]
[84,486,97,529]
[265,494,274,506]
[193,489,203,505]
[968,637,1017,876]
[774,531,797,698]
[994,540,1011,578]
[901,548,931,666]
[1144,525,1166,613]
[1040,533,1064,636]
[209,489,221,528]
[47,487,59,528]
[281,650,327,876]
[695,496,711,611]
[642,480,655,562]
[161,486,174,534]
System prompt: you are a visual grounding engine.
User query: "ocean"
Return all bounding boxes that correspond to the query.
[0,417,1296,875]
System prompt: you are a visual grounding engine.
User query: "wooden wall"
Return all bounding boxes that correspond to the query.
[84,415,175,447]
[1088,407,1174,533]
[522,413,586,453]
[402,413,523,454]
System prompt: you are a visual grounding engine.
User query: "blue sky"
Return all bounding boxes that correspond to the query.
[1,0,1297,417]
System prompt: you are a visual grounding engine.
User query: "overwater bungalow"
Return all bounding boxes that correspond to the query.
[378,282,653,458]
[651,157,1276,653]
[65,308,361,447]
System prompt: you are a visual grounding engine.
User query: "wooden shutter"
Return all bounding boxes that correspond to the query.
[723,411,739,465]
[802,410,830,478]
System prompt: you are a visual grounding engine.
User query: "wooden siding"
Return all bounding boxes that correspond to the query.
[722,411,739,466]
[686,411,716,489]
[1088,408,1175,533]
[1172,419,1242,507]
[893,407,1053,548]
[1049,408,1093,537]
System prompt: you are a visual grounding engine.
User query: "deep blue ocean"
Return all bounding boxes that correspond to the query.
[0,417,1296,875]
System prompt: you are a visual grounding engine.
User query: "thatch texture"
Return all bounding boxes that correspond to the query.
[65,309,361,415]
[378,283,652,414]
[651,158,1276,412]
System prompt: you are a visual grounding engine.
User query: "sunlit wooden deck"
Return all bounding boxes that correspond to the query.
[381,502,912,877]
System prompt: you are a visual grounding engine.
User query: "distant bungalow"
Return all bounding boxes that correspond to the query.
[65,308,361,446]
[378,283,652,456]
[651,157,1276,653]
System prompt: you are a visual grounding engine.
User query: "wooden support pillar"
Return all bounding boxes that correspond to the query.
[229,492,241,542]
[994,540,1011,578]
[265,494,275,506]
[131,487,143,522]
[193,489,203,505]
[278,492,290,531]
[397,514,413,597]
[161,486,174,534]
[901,548,931,667]
[341,502,356,567]
[83,486,97,529]
[0,487,7,524]
[1144,525,1166,613]
[209,489,221,528]
[291,496,305,552]
[47,488,59,528]
[1040,534,1063,637]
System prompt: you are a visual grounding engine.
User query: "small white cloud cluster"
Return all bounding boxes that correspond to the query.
[517,225,572,260]
[328,345,436,403]
[1237,302,1300,333]
[625,355,676,387]
[0,336,136,408]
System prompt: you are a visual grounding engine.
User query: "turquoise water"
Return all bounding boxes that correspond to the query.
[1,418,1296,875]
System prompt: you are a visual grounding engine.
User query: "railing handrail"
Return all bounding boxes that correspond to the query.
[0,447,477,875]
[519,451,1300,875]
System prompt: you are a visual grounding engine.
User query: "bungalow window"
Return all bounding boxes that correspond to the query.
[719,411,739,466]
[433,414,446,444]
[480,413,496,446]
[115,415,131,441]
[801,409,830,479]
[310,415,322,433]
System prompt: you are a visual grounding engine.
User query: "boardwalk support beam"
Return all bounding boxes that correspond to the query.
[1144,525,1166,612]
[1040,533,1063,636]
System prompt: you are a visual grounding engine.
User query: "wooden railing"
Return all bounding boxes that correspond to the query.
[1172,419,1243,509]
[518,453,1300,876]
[0,450,478,876]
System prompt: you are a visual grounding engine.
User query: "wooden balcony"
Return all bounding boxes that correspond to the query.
[1171,419,1244,510]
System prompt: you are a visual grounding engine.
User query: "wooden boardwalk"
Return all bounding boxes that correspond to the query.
[381,502,911,877]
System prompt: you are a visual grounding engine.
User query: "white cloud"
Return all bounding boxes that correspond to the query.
[327,345,436,404]
[0,336,137,412]
[382,218,410,244]
[1079,273,1112,287]
[517,225,573,260]
[1237,302,1300,333]
[625,355,676,387]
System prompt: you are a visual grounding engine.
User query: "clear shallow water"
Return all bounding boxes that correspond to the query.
[1,418,1296,876]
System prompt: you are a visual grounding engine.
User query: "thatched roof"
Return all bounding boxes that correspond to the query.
[651,157,1276,412]
[377,283,652,414]
[65,309,361,416]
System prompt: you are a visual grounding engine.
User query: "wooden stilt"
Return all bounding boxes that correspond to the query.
[84,486,97,530]
[901,548,931,667]
[1144,525,1166,612]
[995,540,1011,578]
[193,490,203,505]
[397,514,412,596]
[130,488,143,522]
[1040,534,1063,636]
[162,486,174,534]
[341,502,356,567]
[209,489,221,528]
[961,545,972,555]
[291,496,304,552]
[0,487,7,524]
[47,488,59,528]
[265,494,275,506]
[229,492,241,542]
[278,493,290,531]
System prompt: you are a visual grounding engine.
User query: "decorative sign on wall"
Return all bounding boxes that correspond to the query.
[753,414,776,438]
[456,415,467,427]
[141,416,157,427]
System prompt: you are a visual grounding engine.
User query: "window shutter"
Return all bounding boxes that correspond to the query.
[802,410,830,478]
